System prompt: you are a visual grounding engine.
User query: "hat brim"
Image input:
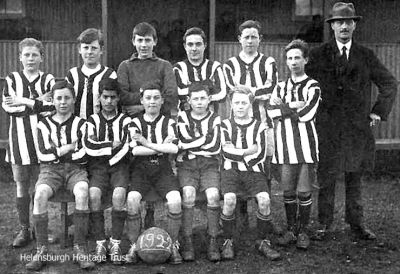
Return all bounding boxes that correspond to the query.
[325,16,362,23]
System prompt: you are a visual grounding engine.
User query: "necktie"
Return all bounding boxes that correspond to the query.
[341,46,348,61]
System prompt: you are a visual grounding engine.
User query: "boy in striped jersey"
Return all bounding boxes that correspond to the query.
[220,86,280,261]
[84,78,131,264]
[176,82,221,262]
[223,20,278,224]
[268,40,321,249]
[125,81,183,265]
[174,27,227,113]
[66,28,117,119]
[26,81,94,271]
[2,38,54,248]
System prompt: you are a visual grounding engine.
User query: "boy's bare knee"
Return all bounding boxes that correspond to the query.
[166,190,182,214]
[205,187,220,206]
[182,186,196,207]
[127,191,142,214]
[223,193,236,215]
[112,187,127,209]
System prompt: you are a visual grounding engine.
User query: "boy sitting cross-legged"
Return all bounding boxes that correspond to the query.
[124,81,183,265]
[84,78,131,264]
[26,80,94,271]
[220,86,280,261]
[176,81,222,262]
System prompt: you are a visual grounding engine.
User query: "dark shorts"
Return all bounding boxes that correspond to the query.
[12,164,39,183]
[88,158,129,193]
[280,163,317,192]
[35,163,88,194]
[177,157,220,192]
[221,169,269,197]
[129,156,179,198]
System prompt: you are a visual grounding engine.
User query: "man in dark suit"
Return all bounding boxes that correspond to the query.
[306,2,397,240]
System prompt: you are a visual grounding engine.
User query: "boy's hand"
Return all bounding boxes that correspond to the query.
[112,140,122,149]
[272,97,283,105]
[3,96,28,107]
[223,141,234,149]
[163,135,176,144]
[244,144,258,156]
[37,92,52,102]
[288,101,306,109]
[132,133,149,146]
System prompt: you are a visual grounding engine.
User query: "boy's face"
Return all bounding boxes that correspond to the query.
[286,48,308,77]
[140,89,163,115]
[100,89,119,113]
[238,27,261,55]
[53,88,75,115]
[188,90,210,115]
[132,34,157,59]
[184,34,206,63]
[20,46,43,73]
[79,40,103,69]
[231,93,251,119]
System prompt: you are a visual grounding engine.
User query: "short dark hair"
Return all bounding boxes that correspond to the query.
[188,81,210,97]
[140,80,162,97]
[229,85,254,104]
[285,39,309,58]
[19,38,44,56]
[77,28,104,47]
[183,27,207,44]
[132,22,157,41]
[51,80,75,99]
[99,78,120,95]
[238,20,262,35]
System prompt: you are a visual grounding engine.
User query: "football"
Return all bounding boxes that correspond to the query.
[136,227,172,264]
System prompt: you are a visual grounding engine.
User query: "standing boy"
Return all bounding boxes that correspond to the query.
[268,40,321,249]
[117,22,178,117]
[174,27,227,113]
[84,78,131,264]
[66,28,117,119]
[25,80,94,271]
[219,86,280,261]
[124,81,182,265]
[176,82,221,262]
[2,38,54,248]
[223,20,278,219]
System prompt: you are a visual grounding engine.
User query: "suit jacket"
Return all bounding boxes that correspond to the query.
[306,40,397,172]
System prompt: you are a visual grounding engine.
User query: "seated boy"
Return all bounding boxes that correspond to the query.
[66,28,117,119]
[117,22,178,117]
[176,82,221,262]
[125,81,182,264]
[84,78,131,264]
[220,86,280,261]
[26,81,94,271]
[267,39,321,249]
[2,38,54,248]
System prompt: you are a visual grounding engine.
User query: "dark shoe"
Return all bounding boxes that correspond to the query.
[311,224,330,241]
[125,243,138,264]
[169,240,183,265]
[13,227,31,248]
[26,245,48,271]
[94,240,107,263]
[207,237,221,262]
[181,236,195,261]
[73,244,95,270]
[256,239,281,261]
[351,226,376,241]
[221,238,234,260]
[296,232,310,249]
[277,230,297,246]
[109,239,123,265]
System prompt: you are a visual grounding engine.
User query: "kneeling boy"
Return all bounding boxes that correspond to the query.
[220,86,280,261]
[26,81,94,271]
[125,81,182,264]
[176,82,221,262]
[84,78,131,264]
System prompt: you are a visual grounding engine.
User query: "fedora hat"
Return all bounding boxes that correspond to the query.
[325,2,362,23]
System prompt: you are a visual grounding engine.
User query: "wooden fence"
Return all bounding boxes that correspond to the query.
[0,41,399,148]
